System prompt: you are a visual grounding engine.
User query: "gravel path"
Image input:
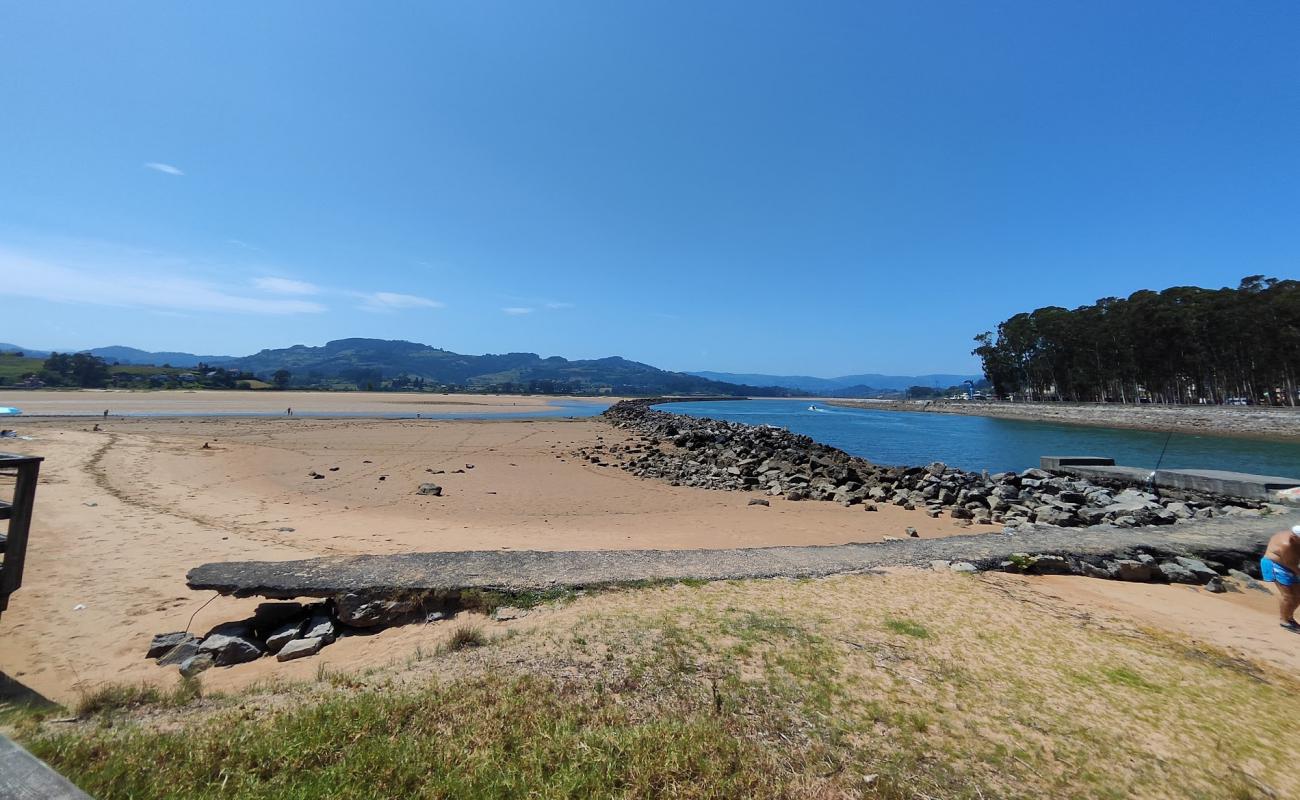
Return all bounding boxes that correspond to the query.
[827,399,1300,441]
[188,511,1298,598]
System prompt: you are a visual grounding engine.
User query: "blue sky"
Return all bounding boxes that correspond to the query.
[1,1,1297,376]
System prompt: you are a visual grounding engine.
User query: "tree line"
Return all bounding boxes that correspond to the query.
[972,276,1300,405]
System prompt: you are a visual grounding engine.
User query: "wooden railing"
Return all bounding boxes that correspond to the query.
[0,452,43,619]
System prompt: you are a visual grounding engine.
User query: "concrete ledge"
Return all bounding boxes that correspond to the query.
[1154,469,1300,501]
[0,734,93,799]
[187,512,1299,599]
[1048,461,1300,501]
[1041,456,1116,469]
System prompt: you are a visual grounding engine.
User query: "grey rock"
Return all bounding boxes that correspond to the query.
[148,632,197,660]
[1108,559,1155,582]
[416,483,443,496]
[950,561,978,573]
[199,628,265,666]
[748,498,769,506]
[1029,554,1072,575]
[1204,577,1227,594]
[1158,561,1200,585]
[1080,562,1111,579]
[179,653,214,677]
[1033,507,1078,527]
[493,606,528,621]
[1173,556,1218,582]
[266,619,306,654]
[276,637,325,662]
[251,602,305,632]
[157,638,202,666]
[1227,569,1270,593]
[335,592,418,628]
[302,613,337,644]
[930,560,952,571]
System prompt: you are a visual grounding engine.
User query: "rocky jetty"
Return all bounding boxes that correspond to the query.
[595,399,1266,529]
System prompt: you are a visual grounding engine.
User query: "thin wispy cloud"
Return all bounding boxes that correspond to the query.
[0,249,325,315]
[360,292,445,312]
[144,162,184,176]
[545,301,574,310]
[503,306,534,315]
[253,276,320,295]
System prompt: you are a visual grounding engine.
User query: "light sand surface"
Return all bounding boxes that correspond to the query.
[0,389,612,416]
[0,415,969,702]
[1018,573,1300,672]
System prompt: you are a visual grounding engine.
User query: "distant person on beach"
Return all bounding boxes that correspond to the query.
[103,409,108,418]
[287,407,293,416]
[1261,525,1300,631]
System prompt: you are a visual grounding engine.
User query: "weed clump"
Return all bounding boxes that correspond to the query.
[446,625,487,651]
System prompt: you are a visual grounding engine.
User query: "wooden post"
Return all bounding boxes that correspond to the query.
[0,453,43,617]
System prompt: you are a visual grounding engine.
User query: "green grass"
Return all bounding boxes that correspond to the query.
[1101,665,1163,692]
[30,672,836,800]
[883,617,931,638]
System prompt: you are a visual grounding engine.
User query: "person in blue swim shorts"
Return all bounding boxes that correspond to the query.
[1262,525,1300,631]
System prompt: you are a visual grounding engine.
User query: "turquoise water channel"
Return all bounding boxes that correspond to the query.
[655,399,1300,476]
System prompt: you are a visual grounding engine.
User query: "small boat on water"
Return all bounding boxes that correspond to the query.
[807,404,818,411]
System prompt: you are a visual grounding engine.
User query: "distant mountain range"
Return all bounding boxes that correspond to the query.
[232,338,781,395]
[1,339,784,396]
[1,339,979,396]
[686,371,983,395]
[0,343,234,368]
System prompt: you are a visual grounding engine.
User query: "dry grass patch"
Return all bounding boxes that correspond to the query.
[19,571,1300,800]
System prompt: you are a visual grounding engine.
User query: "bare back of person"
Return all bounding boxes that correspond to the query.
[1264,530,1300,572]
[1262,526,1300,630]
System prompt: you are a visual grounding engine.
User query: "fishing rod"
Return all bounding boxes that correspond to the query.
[1147,430,1174,495]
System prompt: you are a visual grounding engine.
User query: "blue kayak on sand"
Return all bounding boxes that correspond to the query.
[0,407,22,416]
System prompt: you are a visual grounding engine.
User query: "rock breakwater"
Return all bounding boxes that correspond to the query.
[827,399,1300,441]
[595,399,1269,529]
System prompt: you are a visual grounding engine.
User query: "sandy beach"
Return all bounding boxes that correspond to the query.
[0,392,1294,708]
[0,407,976,702]
[0,389,608,417]
[827,398,1300,441]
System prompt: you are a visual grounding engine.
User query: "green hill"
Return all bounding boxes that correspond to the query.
[232,338,786,396]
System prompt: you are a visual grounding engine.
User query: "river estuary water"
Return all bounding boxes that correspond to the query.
[654,399,1300,476]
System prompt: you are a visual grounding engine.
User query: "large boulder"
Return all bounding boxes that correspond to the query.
[302,612,337,643]
[179,653,214,678]
[1157,561,1200,585]
[148,632,198,660]
[334,593,419,628]
[198,622,266,666]
[1033,507,1078,527]
[251,602,305,634]
[266,618,306,654]
[1173,557,1218,583]
[276,637,325,662]
[1107,559,1155,582]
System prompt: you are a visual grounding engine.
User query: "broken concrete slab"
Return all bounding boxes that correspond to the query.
[186,512,1298,600]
